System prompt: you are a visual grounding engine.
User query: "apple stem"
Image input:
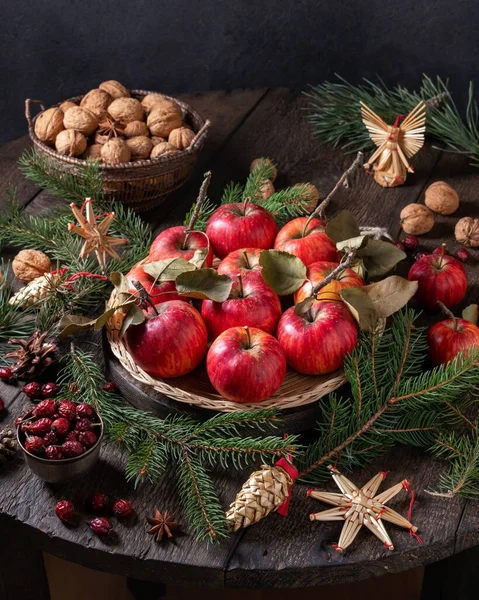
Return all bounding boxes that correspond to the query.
[301,151,364,237]
[183,171,212,249]
[131,279,159,315]
[311,251,356,297]
[237,272,244,297]
[242,250,251,270]
[441,243,448,256]
[243,196,250,216]
[437,301,457,329]
[243,326,252,349]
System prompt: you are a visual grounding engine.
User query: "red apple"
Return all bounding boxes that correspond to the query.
[207,326,286,403]
[428,317,479,365]
[408,254,467,310]
[205,202,277,259]
[277,301,358,375]
[217,248,262,277]
[201,271,281,340]
[125,264,183,314]
[274,217,340,266]
[294,261,364,305]
[148,225,213,266]
[125,300,208,378]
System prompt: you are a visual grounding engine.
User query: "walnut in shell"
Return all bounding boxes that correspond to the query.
[142,94,181,115]
[147,107,183,137]
[99,80,130,99]
[55,129,87,157]
[250,158,277,182]
[34,107,64,144]
[455,217,479,247]
[82,144,103,160]
[80,88,113,119]
[256,180,275,201]
[169,127,195,150]
[124,120,149,138]
[101,138,131,163]
[59,100,77,113]
[294,183,320,213]
[424,181,459,215]
[400,204,435,235]
[126,136,153,160]
[12,249,52,283]
[151,136,166,146]
[150,142,178,159]
[108,98,145,125]
[63,106,98,136]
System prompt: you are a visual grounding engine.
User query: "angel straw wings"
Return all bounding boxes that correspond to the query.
[361,100,426,188]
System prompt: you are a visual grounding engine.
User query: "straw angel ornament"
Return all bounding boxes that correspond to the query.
[361,100,426,188]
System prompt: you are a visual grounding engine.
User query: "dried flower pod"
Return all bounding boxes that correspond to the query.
[455,217,479,247]
[101,138,131,163]
[250,158,278,182]
[63,106,98,136]
[99,80,130,99]
[80,88,113,119]
[12,250,52,283]
[34,107,64,144]
[142,94,180,115]
[293,183,320,213]
[150,142,178,159]
[168,127,195,150]
[82,144,103,160]
[124,120,149,138]
[256,180,275,202]
[425,181,459,215]
[108,98,145,125]
[126,136,153,160]
[59,100,77,113]
[400,204,435,235]
[151,136,166,146]
[147,107,183,137]
[55,129,87,157]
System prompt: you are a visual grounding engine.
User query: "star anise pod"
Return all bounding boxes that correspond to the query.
[96,117,125,140]
[146,508,180,542]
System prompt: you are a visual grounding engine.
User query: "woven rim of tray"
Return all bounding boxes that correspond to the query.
[105,288,347,413]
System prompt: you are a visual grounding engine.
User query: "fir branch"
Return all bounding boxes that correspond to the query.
[182,198,216,232]
[243,158,276,201]
[221,182,244,205]
[259,185,313,225]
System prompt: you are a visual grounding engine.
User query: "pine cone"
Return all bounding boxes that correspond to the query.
[5,331,57,380]
[0,427,17,464]
[226,464,293,531]
[9,273,57,308]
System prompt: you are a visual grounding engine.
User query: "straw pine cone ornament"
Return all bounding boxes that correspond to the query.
[9,272,58,308]
[226,457,298,531]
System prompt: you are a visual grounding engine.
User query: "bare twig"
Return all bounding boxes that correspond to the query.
[311,251,356,296]
[183,171,212,247]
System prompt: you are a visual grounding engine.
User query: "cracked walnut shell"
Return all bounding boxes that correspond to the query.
[425,181,459,215]
[455,217,479,247]
[12,250,52,283]
[99,80,130,99]
[169,127,195,150]
[80,88,113,119]
[400,204,435,235]
[34,107,64,144]
[101,138,131,163]
[55,129,87,157]
[108,98,145,125]
[63,106,98,136]
[147,107,183,137]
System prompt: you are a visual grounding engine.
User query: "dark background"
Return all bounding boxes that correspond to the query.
[2,0,479,143]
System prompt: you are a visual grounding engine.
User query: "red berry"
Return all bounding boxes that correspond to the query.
[88,517,112,537]
[23,382,42,400]
[88,493,110,513]
[414,252,428,261]
[55,500,76,525]
[395,241,405,252]
[33,399,57,418]
[78,430,97,448]
[76,403,95,420]
[43,431,59,446]
[0,367,13,382]
[102,382,116,393]
[75,418,93,432]
[14,408,34,428]
[41,382,60,399]
[457,248,470,263]
[24,435,44,456]
[0,398,4,414]
[57,400,77,421]
[62,440,85,458]
[51,417,70,437]
[64,430,79,442]
[113,499,133,519]
[23,417,52,435]
[45,446,64,460]
[403,235,418,250]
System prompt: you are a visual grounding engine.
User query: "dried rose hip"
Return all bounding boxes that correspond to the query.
[57,400,77,421]
[113,499,133,519]
[76,403,95,420]
[33,399,57,418]
[45,446,64,460]
[24,435,45,456]
[61,440,85,458]
[78,431,97,448]
[55,500,76,525]
[87,517,112,537]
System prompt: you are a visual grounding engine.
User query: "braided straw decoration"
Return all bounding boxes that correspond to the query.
[105,288,347,413]
[226,465,293,531]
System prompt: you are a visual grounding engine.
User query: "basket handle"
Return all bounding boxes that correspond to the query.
[189,119,211,153]
[25,99,47,127]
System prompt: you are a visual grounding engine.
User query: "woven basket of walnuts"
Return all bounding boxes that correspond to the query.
[25,82,210,213]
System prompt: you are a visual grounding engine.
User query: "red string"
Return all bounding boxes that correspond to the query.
[401,480,415,522]
[332,544,343,552]
[409,528,423,545]
[393,114,407,127]
[380,470,390,480]
[67,272,108,282]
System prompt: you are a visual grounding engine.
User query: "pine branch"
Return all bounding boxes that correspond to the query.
[221,182,244,205]
[259,185,314,225]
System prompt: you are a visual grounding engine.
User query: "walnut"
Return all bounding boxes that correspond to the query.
[82,144,103,160]
[400,204,435,235]
[150,142,178,159]
[147,107,183,137]
[424,181,459,215]
[59,100,77,113]
[256,180,275,201]
[63,106,98,136]
[108,98,145,125]
[99,80,130,99]
[294,183,320,213]
[169,127,195,150]
[151,136,166,146]
[12,249,52,283]
[142,94,181,116]
[80,88,113,119]
[94,132,113,145]
[34,107,64,144]
[455,217,479,247]
[124,120,149,138]
[250,158,277,182]
[55,129,87,157]
[126,136,153,160]
[101,138,131,163]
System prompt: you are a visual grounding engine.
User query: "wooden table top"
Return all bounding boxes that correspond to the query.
[0,88,478,590]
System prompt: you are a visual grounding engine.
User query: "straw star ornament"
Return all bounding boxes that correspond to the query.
[308,466,420,553]
[68,199,128,273]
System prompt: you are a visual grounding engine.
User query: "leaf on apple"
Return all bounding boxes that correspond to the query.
[189,248,210,270]
[357,239,407,278]
[110,271,130,295]
[336,235,369,253]
[462,304,479,325]
[259,250,307,295]
[176,269,233,302]
[119,304,146,338]
[294,296,315,316]
[325,210,360,243]
[143,258,196,281]
[340,288,376,332]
